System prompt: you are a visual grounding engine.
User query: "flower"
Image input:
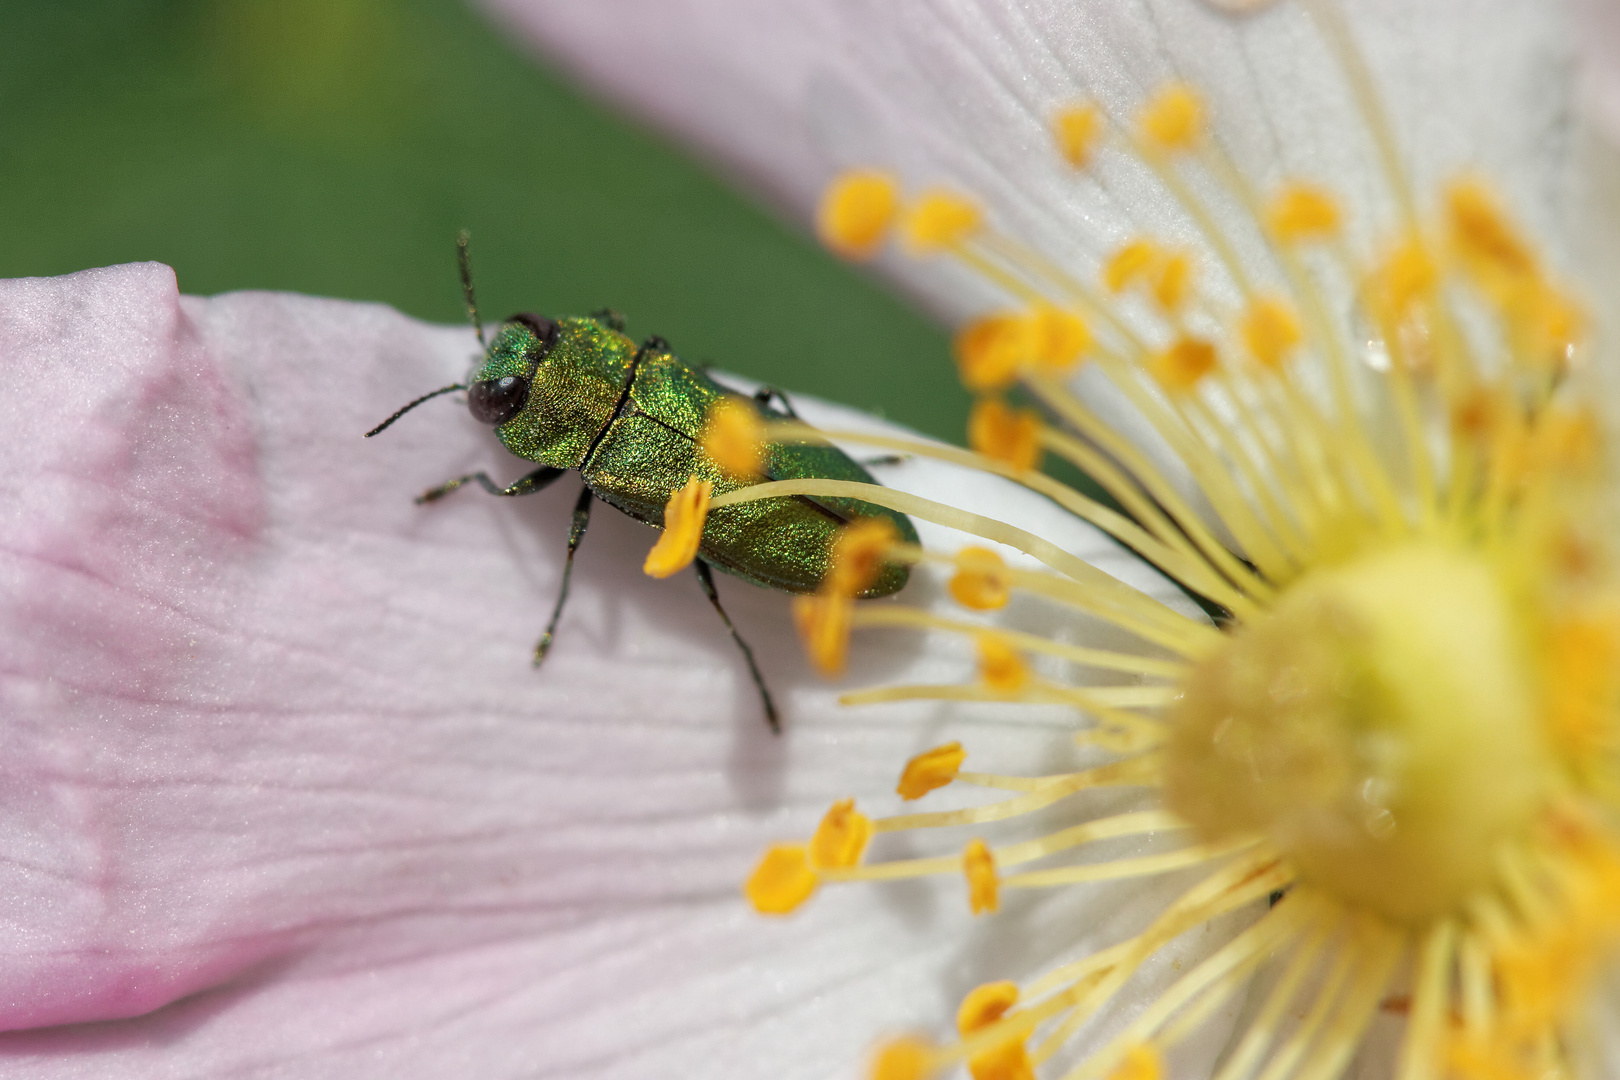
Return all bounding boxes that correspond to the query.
[490,0,1620,1077]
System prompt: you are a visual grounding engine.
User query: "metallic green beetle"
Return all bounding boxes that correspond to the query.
[367,246,918,731]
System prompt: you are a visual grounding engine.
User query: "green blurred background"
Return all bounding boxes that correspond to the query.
[2,0,967,441]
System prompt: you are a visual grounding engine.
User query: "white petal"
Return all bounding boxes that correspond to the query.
[483,0,1578,317]
[0,263,1211,1077]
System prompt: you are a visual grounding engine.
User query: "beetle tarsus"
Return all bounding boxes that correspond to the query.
[417,465,566,504]
[533,485,595,668]
[694,558,781,734]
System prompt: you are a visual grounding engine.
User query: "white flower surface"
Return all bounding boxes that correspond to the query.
[0,263,1203,1078]
[482,0,1580,320]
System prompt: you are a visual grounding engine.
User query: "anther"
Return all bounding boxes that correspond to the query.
[903,190,983,253]
[955,314,1026,392]
[745,844,818,915]
[950,547,1012,611]
[968,399,1043,472]
[703,397,766,478]
[643,476,713,578]
[964,839,1000,914]
[1150,337,1219,391]
[869,1037,937,1080]
[1054,103,1104,169]
[1268,183,1342,244]
[1138,84,1205,152]
[897,742,967,801]
[978,633,1031,694]
[810,798,873,870]
[1242,297,1303,370]
[819,170,901,260]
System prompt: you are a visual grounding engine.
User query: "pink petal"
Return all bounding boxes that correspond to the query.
[0,264,1210,1077]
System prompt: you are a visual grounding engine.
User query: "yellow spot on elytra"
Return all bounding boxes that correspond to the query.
[950,547,1012,611]
[1138,83,1204,152]
[1150,337,1218,391]
[1242,296,1303,370]
[703,397,766,479]
[955,314,1026,392]
[1104,238,1161,294]
[964,838,999,914]
[818,170,901,260]
[745,844,818,915]
[810,798,873,870]
[1109,1045,1164,1080]
[642,476,712,578]
[904,190,983,253]
[897,742,967,801]
[1054,103,1103,169]
[978,633,1030,693]
[1268,182,1342,243]
[870,1037,936,1080]
[957,982,1033,1080]
[793,594,853,675]
[968,399,1043,472]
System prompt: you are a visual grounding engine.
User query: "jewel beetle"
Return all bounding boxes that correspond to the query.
[366,235,918,731]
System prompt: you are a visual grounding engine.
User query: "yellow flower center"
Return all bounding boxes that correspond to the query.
[1167,543,1551,922]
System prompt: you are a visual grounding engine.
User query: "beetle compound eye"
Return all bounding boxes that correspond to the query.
[468,375,531,425]
[509,313,560,350]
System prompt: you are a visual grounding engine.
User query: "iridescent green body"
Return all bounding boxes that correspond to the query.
[476,313,917,595]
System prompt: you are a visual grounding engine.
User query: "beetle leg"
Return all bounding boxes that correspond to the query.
[752,385,803,420]
[532,485,595,668]
[415,464,566,504]
[693,559,782,734]
[637,334,670,357]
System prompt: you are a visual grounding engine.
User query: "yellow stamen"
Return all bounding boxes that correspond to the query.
[1026,304,1090,373]
[964,838,1000,914]
[957,982,1034,1080]
[949,546,1012,611]
[978,633,1030,694]
[955,314,1026,392]
[1103,239,1160,294]
[830,517,901,597]
[792,594,853,675]
[1268,182,1342,243]
[745,844,818,915]
[904,190,983,253]
[897,742,967,801]
[1370,238,1438,324]
[810,798,873,870]
[1151,251,1193,313]
[818,170,901,260]
[870,1037,936,1080]
[642,476,712,578]
[1054,103,1103,169]
[1138,83,1204,152]
[968,399,1042,472]
[1108,1045,1163,1080]
[702,397,766,478]
[1240,296,1303,370]
[1149,337,1218,391]
[1447,178,1535,279]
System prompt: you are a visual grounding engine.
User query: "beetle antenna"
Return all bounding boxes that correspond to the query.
[457,229,485,349]
[364,382,467,438]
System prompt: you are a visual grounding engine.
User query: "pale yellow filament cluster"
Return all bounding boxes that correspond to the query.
[727,2,1620,1078]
